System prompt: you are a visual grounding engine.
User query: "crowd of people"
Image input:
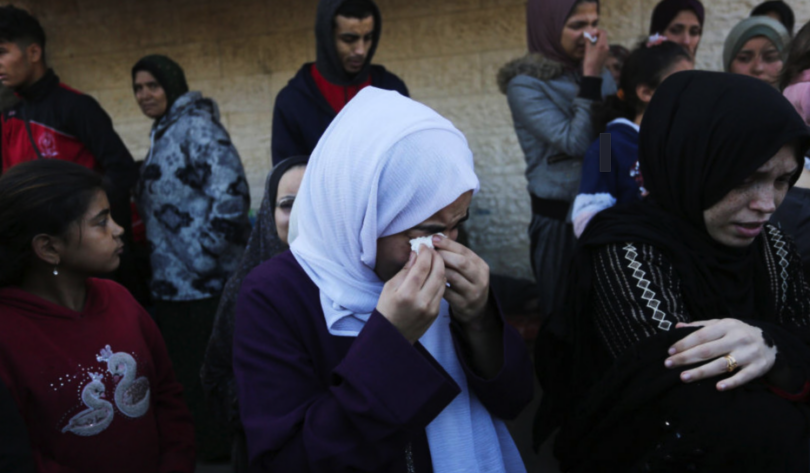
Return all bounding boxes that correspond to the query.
[0,0,810,472]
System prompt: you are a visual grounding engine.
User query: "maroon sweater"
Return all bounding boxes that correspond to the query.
[0,279,195,473]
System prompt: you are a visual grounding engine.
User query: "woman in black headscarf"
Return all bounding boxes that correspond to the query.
[751,0,796,36]
[535,71,810,472]
[649,0,705,57]
[201,156,307,473]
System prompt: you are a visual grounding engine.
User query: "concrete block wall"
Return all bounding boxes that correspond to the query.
[10,0,810,279]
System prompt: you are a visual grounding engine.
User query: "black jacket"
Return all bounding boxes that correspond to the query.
[1,69,137,232]
[271,63,408,165]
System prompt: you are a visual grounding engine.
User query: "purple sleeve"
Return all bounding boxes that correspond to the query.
[233,279,460,472]
[451,301,534,420]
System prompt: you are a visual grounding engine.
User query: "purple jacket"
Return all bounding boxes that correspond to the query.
[233,250,533,472]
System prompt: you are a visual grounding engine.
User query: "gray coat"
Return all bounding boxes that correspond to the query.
[498,54,615,202]
[136,91,251,301]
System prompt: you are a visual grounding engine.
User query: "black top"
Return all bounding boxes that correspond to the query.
[534,71,810,470]
[271,63,408,164]
[771,185,810,278]
[541,228,810,472]
[1,69,137,232]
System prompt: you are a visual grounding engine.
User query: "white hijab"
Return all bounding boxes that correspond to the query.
[290,87,525,473]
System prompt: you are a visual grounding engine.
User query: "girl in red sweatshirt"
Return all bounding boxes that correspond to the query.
[0,160,195,473]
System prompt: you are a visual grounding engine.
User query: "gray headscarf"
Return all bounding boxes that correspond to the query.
[723,16,791,72]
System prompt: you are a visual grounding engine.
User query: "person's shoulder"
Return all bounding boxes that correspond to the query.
[591,240,671,269]
[275,64,315,102]
[241,250,310,296]
[238,251,321,327]
[497,53,566,94]
[55,83,103,111]
[605,119,638,134]
[369,65,406,88]
[762,223,799,257]
[87,278,140,307]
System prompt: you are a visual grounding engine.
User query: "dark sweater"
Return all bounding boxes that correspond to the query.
[233,250,533,472]
[271,63,409,165]
[771,186,810,279]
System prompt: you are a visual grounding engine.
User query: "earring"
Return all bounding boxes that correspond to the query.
[53,267,59,276]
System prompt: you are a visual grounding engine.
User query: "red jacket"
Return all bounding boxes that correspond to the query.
[1,69,137,231]
[0,279,195,473]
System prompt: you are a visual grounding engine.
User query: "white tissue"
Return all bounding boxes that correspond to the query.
[410,233,446,254]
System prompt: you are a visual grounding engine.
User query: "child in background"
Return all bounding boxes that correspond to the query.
[606,44,630,85]
[573,39,693,237]
[0,160,195,472]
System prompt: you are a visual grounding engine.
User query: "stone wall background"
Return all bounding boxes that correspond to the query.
[6,0,809,278]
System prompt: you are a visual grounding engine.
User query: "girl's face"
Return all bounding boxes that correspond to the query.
[57,190,124,276]
[703,145,798,247]
[664,10,702,57]
[729,36,783,87]
[560,2,599,62]
[274,166,306,245]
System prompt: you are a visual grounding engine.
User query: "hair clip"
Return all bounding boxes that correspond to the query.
[647,33,668,48]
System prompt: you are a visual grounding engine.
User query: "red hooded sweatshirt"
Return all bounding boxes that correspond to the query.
[0,279,195,473]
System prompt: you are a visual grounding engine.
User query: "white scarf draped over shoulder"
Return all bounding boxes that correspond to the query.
[290,87,525,473]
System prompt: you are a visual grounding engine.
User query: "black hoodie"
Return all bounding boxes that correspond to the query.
[271,0,409,164]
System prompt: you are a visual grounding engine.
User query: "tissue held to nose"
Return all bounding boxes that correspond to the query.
[409,233,447,254]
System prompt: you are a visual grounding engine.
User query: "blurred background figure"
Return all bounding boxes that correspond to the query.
[772,19,810,280]
[271,0,408,164]
[648,0,705,58]
[132,54,251,464]
[606,44,630,85]
[751,0,796,36]
[574,39,693,237]
[0,5,142,302]
[724,16,790,88]
[498,0,615,322]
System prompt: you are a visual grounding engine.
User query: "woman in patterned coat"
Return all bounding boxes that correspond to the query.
[535,71,810,472]
[132,54,251,462]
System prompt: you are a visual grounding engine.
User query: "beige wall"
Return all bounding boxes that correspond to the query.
[11,0,810,278]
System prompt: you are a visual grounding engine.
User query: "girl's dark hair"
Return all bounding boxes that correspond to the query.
[0,160,105,287]
[609,44,631,62]
[593,40,692,132]
[780,20,810,91]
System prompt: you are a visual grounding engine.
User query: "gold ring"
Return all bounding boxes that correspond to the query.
[724,355,738,373]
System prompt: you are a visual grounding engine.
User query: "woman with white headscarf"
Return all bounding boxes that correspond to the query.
[233,87,533,472]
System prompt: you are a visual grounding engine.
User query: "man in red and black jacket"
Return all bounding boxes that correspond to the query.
[0,5,137,237]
